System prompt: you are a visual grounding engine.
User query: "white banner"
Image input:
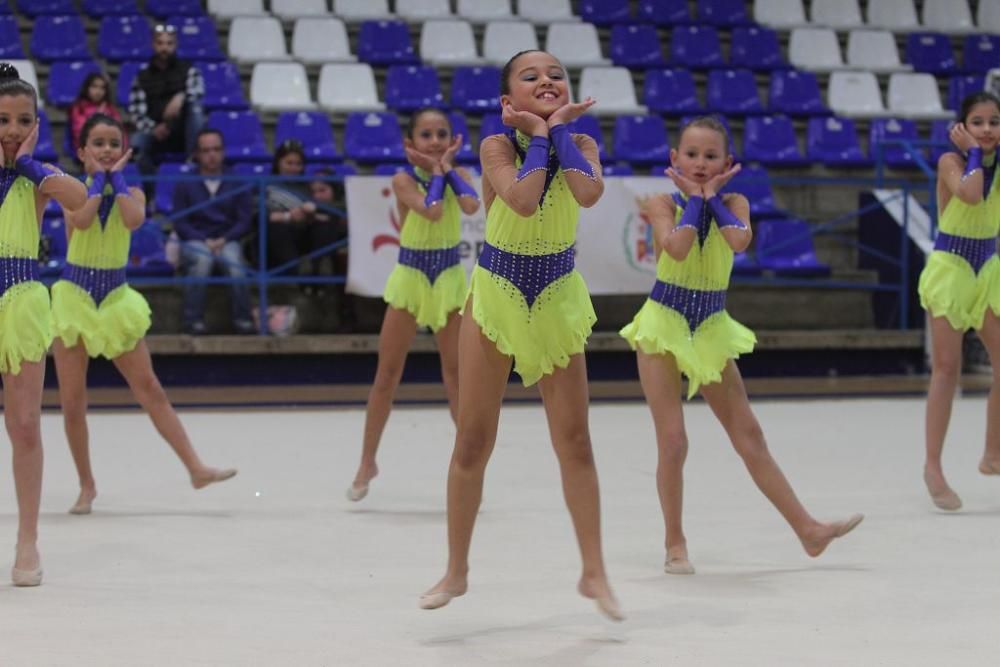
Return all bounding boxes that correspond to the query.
[346,176,678,297]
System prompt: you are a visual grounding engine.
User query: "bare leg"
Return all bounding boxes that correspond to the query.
[923,316,964,509]
[636,351,693,574]
[349,306,418,499]
[538,354,622,620]
[976,310,1000,474]
[112,340,236,489]
[4,360,46,582]
[421,303,510,609]
[433,310,462,426]
[52,339,98,514]
[700,362,863,557]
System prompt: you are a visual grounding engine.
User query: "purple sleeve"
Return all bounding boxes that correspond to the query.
[171,182,206,241]
[549,124,596,179]
[962,147,983,180]
[87,171,107,198]
[445,169,479,200]
[673,195,704,233]
[517,136,550,181]
[707,195,747,231]
[109,170,131,197]
[15,155,62,188]
[224,184,254,242]
[423,174,446,208]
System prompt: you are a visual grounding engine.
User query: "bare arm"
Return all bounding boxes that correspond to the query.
[117,186,147,230]
[938,152,985,206]
[479,134,547,218]
[391,171,444,221]
[65,190,102,231]
[649,194,697,262]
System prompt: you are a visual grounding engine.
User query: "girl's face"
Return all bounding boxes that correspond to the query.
[277,151,304,175]
[409,111,451,159]
[78,122,124,173]
[0,94,35,163]
[963,101,1000,152]
[501,51,569,119]
[87,78,108,104]
[310,180,334,202]
[670,126,731,185]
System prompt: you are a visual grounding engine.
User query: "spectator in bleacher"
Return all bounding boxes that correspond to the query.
[68,73,122,154]
[128,24,204,186]
[172,129,255,336]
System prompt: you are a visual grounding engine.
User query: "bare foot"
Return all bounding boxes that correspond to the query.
[69,486,98,515]
[347,463,378,502]
[979,458,1000,475]
[664,543,695,575]
[191,467,237,490]
[801,514,864,557]
[419,575,467,610]
[578,575,625,622]
[924,468,962,511]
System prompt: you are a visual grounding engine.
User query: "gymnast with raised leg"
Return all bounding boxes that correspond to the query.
[347,108,480,502]
[919,91,1000,511]
[51,113,236,516]
[0,63,88,585]
[420,50,622,621]
[620,117,864,575]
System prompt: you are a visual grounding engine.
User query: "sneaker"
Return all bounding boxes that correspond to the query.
[183,320,207,336]
[234,319,257,335]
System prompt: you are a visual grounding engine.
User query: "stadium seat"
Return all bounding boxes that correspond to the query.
[579,0,631,25]
[116,60,144,107]
[385,65,445,111]
[128,223,173,277]
[6,60,40,106]
[292,18,354,64]
[568,114,609,161]
[921,0,973,34]
[82,0,138,16]
[643,68,702,114]
[445,111,477,163]
[707,69,763,114]
[478,112,506,141]
[846,29,908,73]
[928,118,952,164]
[31,14,90,61]
[357,20,419,65]
[420,19,481,65]
[517,0,578,24]
[768,69,827,115]
[276,111,341,163]
[610,24,665,68]
[743,115,809,167]
[636,0,689,25]
[343,112,406,163]
[732,252,762,276]
[17,0,73,16]
[721,164,786,219]
[47,60,101,107]
[810,0,862,28]
[578,67,646,115]
[318,63,385,111]
[207,0,265,18]
[753,0,806,28]
[869,117,925,169]
[865,0,918,31]
[333,0,391,21]
[887,72,951,119]
[271,0,327,20]
[154,161,194,215]
[41,216,67,274]
[483,21,538,64]
[450,66,500,113]
[670,25,724,69]
[199,61,249,111]
[828,71,887,117]
[755,219,831,276]
[371,164,409,176]
[947,74,985,112]
[457,0,513,22]
[806,116,872,167]
[905,32,958,74]
[546,22,609,67]
[612,115,669,163]
[34,108,58,162]
[98,15,153,62]
[0,15,24,59]
[978,0,1000,33]
[206,110,270,162]
[173,16,225,60]
[963,35,1000,73]
[697,0,750,26]
[251,62,315,112]
[229,17,290,63]
[396,0,451,20]
[730,25,786,70]
[306,163,358,178]
[230,162,269,178]
[146,0,202,17]
[601,164,633,176]
[788,27,843,71]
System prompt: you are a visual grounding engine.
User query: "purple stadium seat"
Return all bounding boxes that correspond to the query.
[649,163,669,176]
[806,116,871,168]
[374,163,409,176]
[35,109,59,162]
[669,25,723,69]
[755,219,831,277]
[199,61,249,111]
[154,161,194,215]
[948,74,985,112]
[729,25,786,71]
[612,115,670,164]
[47,60,102,107]
[231,162,270,177]
[644,68,702,114]
[385,65,444,112]
[446,111,478,164]
[117,60,145,107]
[275,111,341,163]
[721,164,787,220]
[122,162,141,187]
[18,0,73,15]
[128,223,173,277]
[41,216,67,274]
[601,163,633,176]
[579,0,631,25]
[743,115,808,167]
[696,0,750,26]
[731,251,762,276]
[963,34,1000,73]
[450,66,500,113]
[357,20,419,66]
[206,111,270,162]
[610,24,666,68]
[0,15,24,59]
[637,0,690,25]
[768,69,827,115]
[869,118,925,169]
[928,119,953,164]
[147,0,203,18]
[98,15,153,62]
[82,0,138,16]
[0,2,11,13]
[707,69,763,114]
[478,112,506,141]
[568,114,609,161]
[31,15,90,61]
[905,32,957,74]
[172,16,225,61]
[306,163,357,178]
[344,112,406,163]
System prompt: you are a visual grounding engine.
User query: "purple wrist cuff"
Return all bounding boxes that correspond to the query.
[516,136,550,181]
[445,169,478,200]
[549,124,596,179]
[109,170,130,197]
[963,147,983,180]
[87,171,107,198]
[423,174,445,208]
[707,195,747,231]
[674,195,704,233]
[15,155,59,187]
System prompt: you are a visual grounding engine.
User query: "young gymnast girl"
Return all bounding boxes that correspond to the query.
[919,92,1000,511]
[347,109,479,501]
[420,50,622,620]
[51,113,236,516]
[620,117,864,574]
[0,63,87,585]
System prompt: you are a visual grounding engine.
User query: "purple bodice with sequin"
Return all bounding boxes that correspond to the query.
[649,279,727,333]
[397,244,461,285]
[933,231,998,274]
[477,241,575,308]
[60,263,127,306]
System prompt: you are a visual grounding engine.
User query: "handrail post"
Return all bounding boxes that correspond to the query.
[256,174,269,335]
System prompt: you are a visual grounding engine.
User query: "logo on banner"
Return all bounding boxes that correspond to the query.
[372,186,401,252]
[622,195,657,275]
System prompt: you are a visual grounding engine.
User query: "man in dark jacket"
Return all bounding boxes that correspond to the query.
[173,130,255,335]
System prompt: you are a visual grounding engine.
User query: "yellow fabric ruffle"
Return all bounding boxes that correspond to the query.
[51,281,151,359]
[0,282,53,375]
[919,253,1000,331]
[383,263,466,332]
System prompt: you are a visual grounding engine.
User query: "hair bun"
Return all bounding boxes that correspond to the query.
[0,63,20,81]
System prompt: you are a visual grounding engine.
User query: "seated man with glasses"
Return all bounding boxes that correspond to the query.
[128,24,205,189]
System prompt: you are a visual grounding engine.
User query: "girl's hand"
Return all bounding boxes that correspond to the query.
[547,97,596,128]
[440,134,462,171]
[501,102,547,137]
[702,163,741,199]
[110,148,133,174]
[15,121,39,161]
[403,140,439,172]
[949,122,979,153]
[665,167,703,198]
